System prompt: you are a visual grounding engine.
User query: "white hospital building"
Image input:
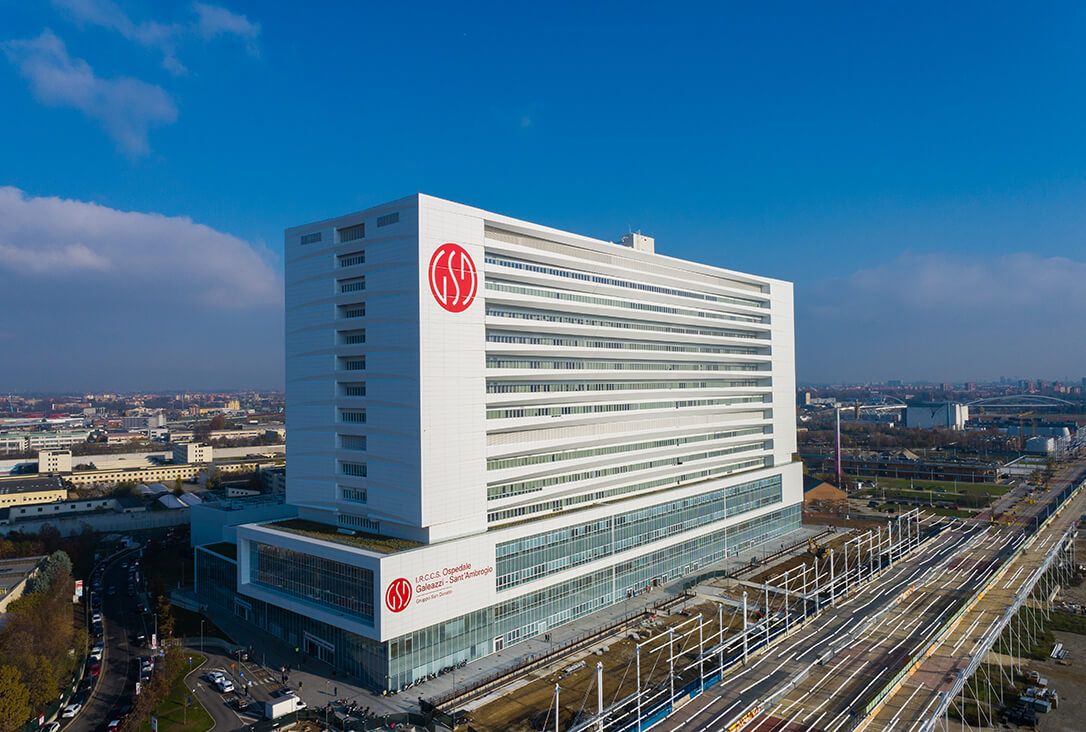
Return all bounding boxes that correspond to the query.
[194,194,802,690]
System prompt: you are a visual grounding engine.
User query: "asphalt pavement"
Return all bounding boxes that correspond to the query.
[66,549,146,732]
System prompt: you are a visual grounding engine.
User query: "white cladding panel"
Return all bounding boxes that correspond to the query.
[416,198,488,540]
[275,193,801,643]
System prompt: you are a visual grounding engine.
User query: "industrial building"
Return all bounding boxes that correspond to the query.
[195,194,802,691]
[905,402,969,430]
[0,476,67,508]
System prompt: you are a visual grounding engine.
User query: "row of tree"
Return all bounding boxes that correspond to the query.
[0,551,82,732]
[119,598,181,732]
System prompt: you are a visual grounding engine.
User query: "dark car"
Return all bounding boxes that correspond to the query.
[229,649,250,662]
[107,586,117,596]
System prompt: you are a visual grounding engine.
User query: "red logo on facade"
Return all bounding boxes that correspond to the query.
[428,243,477,313]
[385,577,412,613]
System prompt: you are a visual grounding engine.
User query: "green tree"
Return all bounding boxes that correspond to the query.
[155,595,175,639]
[111,482,139,498]
[20,656,59,712]
[0,665,30,732]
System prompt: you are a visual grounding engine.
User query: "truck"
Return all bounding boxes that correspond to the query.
[263,693,306,720]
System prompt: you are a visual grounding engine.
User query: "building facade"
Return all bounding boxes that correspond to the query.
[38,449,72,475]
[905,402,969,430]
[198,194,802,690]
[173,442,213,464]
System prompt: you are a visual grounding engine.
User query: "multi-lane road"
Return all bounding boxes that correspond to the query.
[67,550,155,732]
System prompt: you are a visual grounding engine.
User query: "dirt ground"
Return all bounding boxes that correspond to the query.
[1035,631,1086,732]
[803,512,889,531]
[468,601,743,732]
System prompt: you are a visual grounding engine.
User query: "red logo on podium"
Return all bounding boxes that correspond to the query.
[428,243,477,313]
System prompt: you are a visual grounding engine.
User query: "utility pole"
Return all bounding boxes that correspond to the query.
[597,662,604,732]
[668,628,675,706]
[835,406,843,487]
[554,684,560,732]
[829,549,836,606]
[742,592,749,664]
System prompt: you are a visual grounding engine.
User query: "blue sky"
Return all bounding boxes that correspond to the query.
[1,1,1085,391]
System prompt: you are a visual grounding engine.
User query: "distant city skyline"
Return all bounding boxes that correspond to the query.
[2,2,1084,390]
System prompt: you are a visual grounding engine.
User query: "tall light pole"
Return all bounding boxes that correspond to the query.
[835,406,843,487]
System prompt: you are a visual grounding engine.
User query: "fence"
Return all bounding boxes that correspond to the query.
[428,593,691,711]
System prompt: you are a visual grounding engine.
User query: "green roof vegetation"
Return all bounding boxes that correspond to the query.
[202,542,237,560]
[266,518,422,554]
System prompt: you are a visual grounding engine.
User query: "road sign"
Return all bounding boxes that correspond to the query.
[151,717,158,732]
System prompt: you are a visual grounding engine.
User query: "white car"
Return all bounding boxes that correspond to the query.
[44,723,60,732]
[89,650,103,662]
[216,678,234,693]
[60,703,82,719]
[91,612,102,623]
[92,642,104,653]
[207,670,225,684]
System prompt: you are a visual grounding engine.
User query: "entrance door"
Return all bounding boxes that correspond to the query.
[494,636,504,653]
[234,598,251,622]
[304,636,334,664]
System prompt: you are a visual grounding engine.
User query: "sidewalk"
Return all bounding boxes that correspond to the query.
[174,524,824,716]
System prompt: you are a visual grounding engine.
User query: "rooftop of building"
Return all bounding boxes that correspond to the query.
[202,542,238,560]
[0,475,66,495]
[263,518,423,555]
[0,555,46,595]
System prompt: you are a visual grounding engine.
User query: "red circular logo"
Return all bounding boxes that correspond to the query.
[428,243,477,313]
[385,577,412,613]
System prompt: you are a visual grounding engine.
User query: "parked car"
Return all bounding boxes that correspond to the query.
[44,723,60,732]
[216,678,235,693]
[230,648,250,662]
[60,703,82,719]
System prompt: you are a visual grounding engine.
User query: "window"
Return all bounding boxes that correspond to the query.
[338,223,365,243]
[339,511,379,530]
[300,232,322,245]
[338,357,365,371]
[339,277,366,294]
[338,330,366,345]
[340,461,367,477]
[338,251,365,268]
[338,382,366,397]
[339,487,368,503]
[339,409,367,423]
[376,212,399,227]
[338,303,365,319]
[339,435,367,451]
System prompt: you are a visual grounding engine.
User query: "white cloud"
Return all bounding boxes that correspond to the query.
[52,0,260,73]
[52,0,184,73]
[0,186,282,309]
[799,252,1086,382]
[2,30,177,155]
[193,2,260,54]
